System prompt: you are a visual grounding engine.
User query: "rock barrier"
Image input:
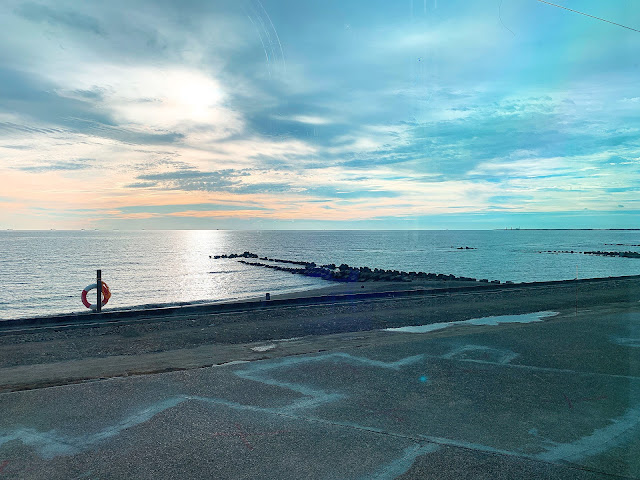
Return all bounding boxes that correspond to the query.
[539,250,640,259]
[210,252,259,259]
[211,252,484,284]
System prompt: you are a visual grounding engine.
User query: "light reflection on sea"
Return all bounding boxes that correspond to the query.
[0,229,639,320]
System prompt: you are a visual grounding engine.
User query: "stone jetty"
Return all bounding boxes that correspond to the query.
[540,250,640,259]
[211,252,481,283]
[211,252,259,259]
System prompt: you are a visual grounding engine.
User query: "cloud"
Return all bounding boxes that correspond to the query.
[118,203,270,214]
[489,195,534,204]
[0,144,33,150]
[16,158,95,172]
[15,2,105,36]
[69,121,186,145]
[125,181,158,189]
[134,169,243,191]
[273,114,335,125]
[469,158,570,179]
[304,186,399,199]
[0,67,189,146]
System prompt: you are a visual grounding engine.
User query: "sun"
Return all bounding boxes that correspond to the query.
[89,66,227,128]
[170,70,224,122]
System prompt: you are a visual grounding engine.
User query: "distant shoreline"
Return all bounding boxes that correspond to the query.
[497,228,640,231]
[2,228,640,232]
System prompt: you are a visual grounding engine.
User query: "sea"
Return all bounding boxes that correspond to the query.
[1,229,639,320]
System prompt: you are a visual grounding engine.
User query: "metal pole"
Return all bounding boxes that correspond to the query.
[575,265,578,317]
[97,269,102,313]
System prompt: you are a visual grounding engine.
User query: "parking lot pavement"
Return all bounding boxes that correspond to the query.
[1,306,639,479]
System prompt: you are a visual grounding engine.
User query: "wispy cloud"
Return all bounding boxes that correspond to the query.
[15,2,105,36]
[0,0,638,228]
[16,158,95,172]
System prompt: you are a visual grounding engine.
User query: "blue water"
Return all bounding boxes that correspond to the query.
[1,230,639,320]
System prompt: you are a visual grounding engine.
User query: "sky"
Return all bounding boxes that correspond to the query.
[1,0,639,230]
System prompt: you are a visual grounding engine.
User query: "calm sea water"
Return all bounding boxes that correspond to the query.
[1,230,640,320]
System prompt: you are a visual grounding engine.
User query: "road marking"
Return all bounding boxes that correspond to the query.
[364,443,439,480]
[2,347,639,477]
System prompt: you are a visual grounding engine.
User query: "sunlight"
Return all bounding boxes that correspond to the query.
[168,70,223,122]
[120,68,225,127]
[61,64,228,129]
[175,229,227,300]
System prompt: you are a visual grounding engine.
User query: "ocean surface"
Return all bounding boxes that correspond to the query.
[1,229,640,320]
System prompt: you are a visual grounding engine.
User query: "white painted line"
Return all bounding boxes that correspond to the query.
[537,404,640,462]
[365,443,440,480]
[441,345,519,364]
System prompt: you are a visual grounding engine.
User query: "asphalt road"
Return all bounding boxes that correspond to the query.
[1,301,639,479]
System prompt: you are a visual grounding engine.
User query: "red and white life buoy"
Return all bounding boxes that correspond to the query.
[81,282,111,309]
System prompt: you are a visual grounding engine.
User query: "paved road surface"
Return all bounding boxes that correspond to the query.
[1,299,639,479]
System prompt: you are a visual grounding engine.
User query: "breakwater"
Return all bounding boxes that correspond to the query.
[211,252,491,283]
[540,250,640,259]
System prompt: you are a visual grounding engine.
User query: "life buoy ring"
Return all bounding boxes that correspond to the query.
[81,282,111,309]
